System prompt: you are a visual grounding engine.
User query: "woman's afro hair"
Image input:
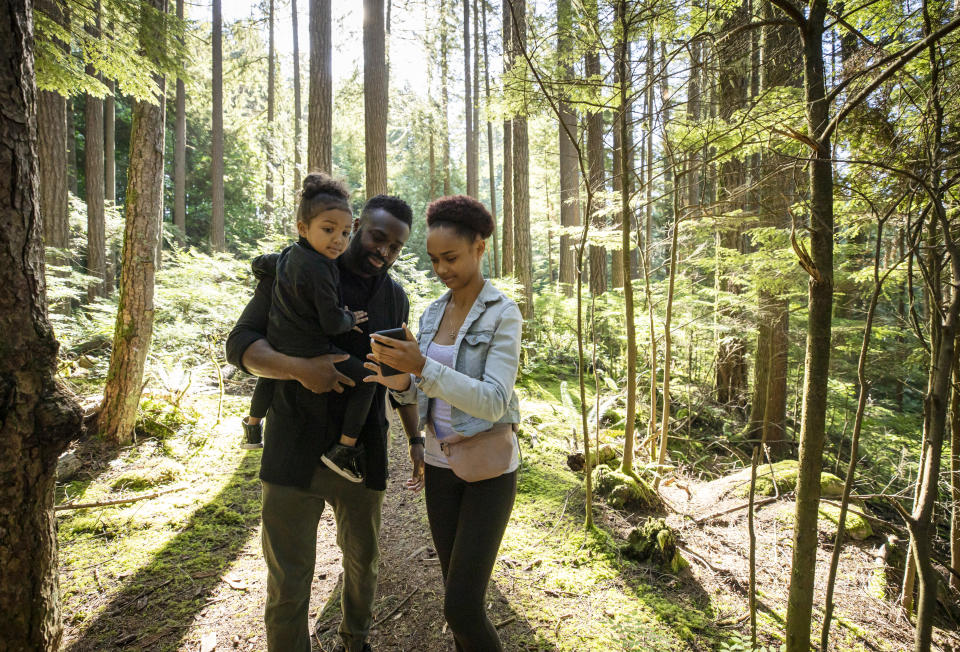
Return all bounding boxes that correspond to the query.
[425,195,494,240]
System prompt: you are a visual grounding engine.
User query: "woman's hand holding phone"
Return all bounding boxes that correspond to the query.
[362,324,422,390]
[369,324,425,376]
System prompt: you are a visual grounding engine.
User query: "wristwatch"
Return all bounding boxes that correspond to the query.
[408,436,425,447]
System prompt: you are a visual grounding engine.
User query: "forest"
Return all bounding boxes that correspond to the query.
[2,0,960,650]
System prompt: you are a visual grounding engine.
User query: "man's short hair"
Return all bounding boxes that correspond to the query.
[362,195,413,228]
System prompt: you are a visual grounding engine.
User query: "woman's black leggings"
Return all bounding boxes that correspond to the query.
[424,464,517,652]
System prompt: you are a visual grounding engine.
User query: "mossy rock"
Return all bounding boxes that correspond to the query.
[111,458,184,492]
[588,443,619,467]
[773,499,874,540]
[730,459,845,499]
[623,517,689,573]
[592,466,663,512]
[817,501,873,540]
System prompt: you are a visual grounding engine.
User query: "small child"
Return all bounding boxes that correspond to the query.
[241,173,375,482]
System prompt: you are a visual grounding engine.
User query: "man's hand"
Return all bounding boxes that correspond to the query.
[406,443,425,492]
[292,354,355,394]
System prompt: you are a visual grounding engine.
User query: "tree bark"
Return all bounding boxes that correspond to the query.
[441,0,451,195]
[463,0,476,196]
[510,0,532,320]
[85,5,106,298]
[481,0,498,276]
[363,0,388,197]
[747,3,797,452]
[292,0,302,208]
[713,0,750,411]
[104,79,115,203]
[951,333,960,592]
[37,2,69,256]
[308,0,332,173]
[265,0,275,220]
[100,1,167,445]
[585,0,605,296]
[210,0,225,250]
[501,0,513,276]
[174,0,186,242]
[557,0,579,296]
[0,4,83,647]
[616,0,637,475]
[782,2,835,649]
[67,98,79,195]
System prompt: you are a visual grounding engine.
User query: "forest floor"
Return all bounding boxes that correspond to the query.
[55,380,958,652]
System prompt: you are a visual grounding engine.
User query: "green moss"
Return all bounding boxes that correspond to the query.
[730,459,845,499]
[592,466,663,512]
[817,501,873,540]
[623,518,689,574]
[110,458,184,491]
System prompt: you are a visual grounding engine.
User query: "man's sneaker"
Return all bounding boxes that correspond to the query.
[321,443,364,483]
[241,417,263,450]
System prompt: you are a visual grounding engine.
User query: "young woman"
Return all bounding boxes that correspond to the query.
[365,195,522,652]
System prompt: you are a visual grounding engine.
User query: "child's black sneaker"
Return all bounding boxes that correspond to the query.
[321,444,364,483]
[241,417,264,450]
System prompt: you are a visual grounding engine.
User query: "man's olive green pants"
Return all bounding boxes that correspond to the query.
[261,465,384,652]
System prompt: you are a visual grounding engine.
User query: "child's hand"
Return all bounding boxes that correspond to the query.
[347,307,368,332]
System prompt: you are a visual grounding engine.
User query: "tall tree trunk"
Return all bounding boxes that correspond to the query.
[747,3,797,452]
[265,0,275,221]
[713,0,750,410]
[510,0,532,319]
[481,0,498,276]
[463,0,476,196]
[781,1,835,648]
[210,0,225,250]
[363,0,388,197]
[104,79,115,203]
[557,0,579,296]
[820,215,890,650]
[100,0,167,445]
[292,0,302,214]
[308,0,332,173]
[501,0,513,276]
[36,0,69,250]
[441,0,451,195]
[173,0,186,242]
[951,333,960,592]
[85,3,106,298]
[909,11,958,646]
[0,6,84,648]
[616,0,637,474]
[67,97,78,195]
[585,2,605,296]
[38,85,69,249]
[472,0,480,199]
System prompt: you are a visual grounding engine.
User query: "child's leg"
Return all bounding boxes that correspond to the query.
[249,377,275,422]
[334,355,377,447]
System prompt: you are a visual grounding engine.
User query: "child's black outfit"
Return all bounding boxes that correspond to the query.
[248,238,376,481]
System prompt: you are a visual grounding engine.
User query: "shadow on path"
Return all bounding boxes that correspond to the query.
[66,450,262,651]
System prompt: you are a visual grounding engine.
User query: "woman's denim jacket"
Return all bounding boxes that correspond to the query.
[391,280,522,436]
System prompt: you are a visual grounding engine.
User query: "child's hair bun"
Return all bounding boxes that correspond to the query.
[301,172,349,201]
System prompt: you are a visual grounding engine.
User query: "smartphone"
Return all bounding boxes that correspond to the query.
[372,328,407,376]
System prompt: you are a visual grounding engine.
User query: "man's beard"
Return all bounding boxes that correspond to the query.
[345,235,392,276]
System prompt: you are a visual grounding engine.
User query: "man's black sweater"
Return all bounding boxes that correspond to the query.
[226,254,409,491]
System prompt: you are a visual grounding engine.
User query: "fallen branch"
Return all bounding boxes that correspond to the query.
[495,615,517,629]
[677,543,724,574]
[55,485,188,511]
[371,586,419,629]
